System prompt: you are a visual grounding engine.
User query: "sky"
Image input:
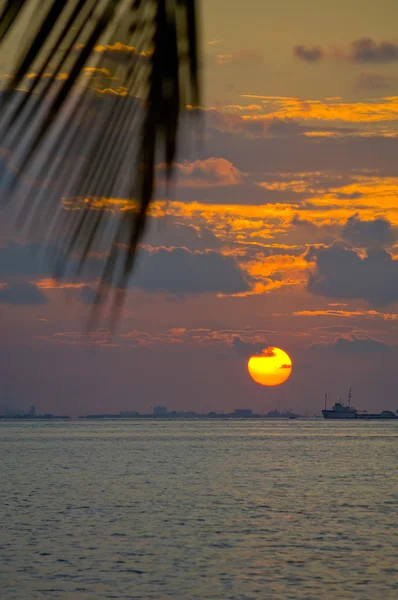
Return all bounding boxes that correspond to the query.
[2,0,398,416]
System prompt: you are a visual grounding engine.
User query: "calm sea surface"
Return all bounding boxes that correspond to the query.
[1,420,397,600]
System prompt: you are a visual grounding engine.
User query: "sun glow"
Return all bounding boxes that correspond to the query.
[248,347,292,386]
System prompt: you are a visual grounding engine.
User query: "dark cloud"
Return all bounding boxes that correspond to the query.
[79,286,100,305]
[0,282,48,305]
[294,45,324,62]
[132,248,250,295]
[0,241,250,296]
[0,90,144,213]
[143,221,221,252]
[351,38,398,63]
[266,118,303,136]
[0,240,100,281]
[197,123,398,176]
[205,111,357,140]
[37,329,114,348]
[291,215,340,245]
[4,89,398,210]
[354,73,395,92]
[334,192,363,200]
[313,325,354,333]
[311,336,396,354]
[166,172,311,205]
[294,38,398,64]
[81,245,251,296]
[342,214,393,248]
[0,242,49,276]
[232,336,267,358]
[306,243,398,306]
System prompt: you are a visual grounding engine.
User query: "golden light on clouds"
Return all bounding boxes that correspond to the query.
[241,95,398,124]
[248,347,292,386]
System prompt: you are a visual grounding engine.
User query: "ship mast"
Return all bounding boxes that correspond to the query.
[348,387,352,407]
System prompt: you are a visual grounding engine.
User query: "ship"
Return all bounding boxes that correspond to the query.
[322,388,398,420]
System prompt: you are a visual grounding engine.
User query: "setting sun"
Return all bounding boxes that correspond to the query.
[248,347,292,386]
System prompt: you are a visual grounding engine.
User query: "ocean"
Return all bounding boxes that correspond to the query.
[1,419,397,599]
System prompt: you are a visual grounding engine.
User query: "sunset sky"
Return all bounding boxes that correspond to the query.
[2,0,398,416]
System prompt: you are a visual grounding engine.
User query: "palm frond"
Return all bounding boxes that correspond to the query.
[0,0,200,323]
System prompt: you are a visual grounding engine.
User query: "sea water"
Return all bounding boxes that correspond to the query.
[1,419,397,599]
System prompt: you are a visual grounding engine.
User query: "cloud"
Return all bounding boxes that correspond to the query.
[294,45,324,63]
[81,42,149,66]
[294,309,398,320]
[132,247,250,295]
[83,67,112,77]
[143,221,221,252]
[158,158,243,188]
[291,215,340,245]
[232,336,267,358]
[266,118,303,136]
[36,329,115,347]
[342,214,393,248]
[350,38,398,63]
[313,325,355,333]
[0,240,249,297]
[294,38,398,64]
[121,329,186,347]
[311,336,396,354]
[79,286,100,305]
[121,329,288,352]
[210,49,264,67]
[354,73,395,92]
[306,243,398,306]
[0,242,49,276]
[0,282,48,305]
[201,120,398,176]
[6,88,398,211]
[71,246,251,296]
[239,95,398,123]
[206,109,357,139]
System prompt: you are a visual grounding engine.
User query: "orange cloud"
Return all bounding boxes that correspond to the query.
[241,95,398,124]
[158,158,244,188]
[224,104,263,112]
[83,67,112,77]
[247,254,309,279]
[94,86,128,96]
[77,42,151,63]
[24,72,68,81]
[35,279,87,290]
[258,180,309,193]
[294,309,398,320]
[212,49,263,66]
[35,330,116,347]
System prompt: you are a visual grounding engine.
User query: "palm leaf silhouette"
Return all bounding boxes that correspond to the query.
[0,0,200,322]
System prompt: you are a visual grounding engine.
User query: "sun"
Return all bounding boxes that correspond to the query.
[248,347,292,386]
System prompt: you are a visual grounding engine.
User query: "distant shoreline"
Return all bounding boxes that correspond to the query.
[1,415,307,421]
[0,415,70,420]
